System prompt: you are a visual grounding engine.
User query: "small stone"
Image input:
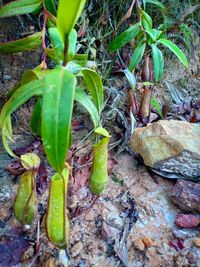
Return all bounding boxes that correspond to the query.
[45,258,57,267]
[172,229,197,239]
[175,214,200,228]
[21,246,34,261]
[133,238,145,251]
[192,238,200,248]
[29,25,35,31]
[71,241,83,257]
[142,237,153,247]
[171,180,200,213]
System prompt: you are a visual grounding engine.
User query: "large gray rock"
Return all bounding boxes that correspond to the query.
[130,120,200,180]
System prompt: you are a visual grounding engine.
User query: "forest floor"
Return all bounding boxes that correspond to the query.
[0,8,200,267]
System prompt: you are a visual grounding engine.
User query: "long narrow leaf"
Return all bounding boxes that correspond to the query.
[109,23,140,51]
[82,69,104,113]
[144,0,165,9]
[151,44,164,81]
[141,10,153,30]
[41,67,76,173]
[75,88,99,128]
[0,79,44,156]
[0,0,42,18]
[0,31,43,54]
[44,0,56,16]
[57,0,86,41]
[157,38,189,67]
[129,40,146,71]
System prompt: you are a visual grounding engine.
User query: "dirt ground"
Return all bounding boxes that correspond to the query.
[0,11,200,267]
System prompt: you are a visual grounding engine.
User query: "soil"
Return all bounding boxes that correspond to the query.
[0,10,200,267]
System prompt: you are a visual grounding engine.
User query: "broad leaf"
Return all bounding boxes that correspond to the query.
[0,0,42,18]
[75,88,99,128]
[49,28,64,64]
[109,23,140,51]
[57,0,86,41]
[82,69,104,113]
[129,40,146,71]
[0,79,44,157]
[41,67,76,173]
[0,31,43,54]
[141,10,153,30]
[157,38,189,67]
[151,44,164,81]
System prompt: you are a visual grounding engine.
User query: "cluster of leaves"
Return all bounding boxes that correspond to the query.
[0,0,110,248]
[109,6,189,82]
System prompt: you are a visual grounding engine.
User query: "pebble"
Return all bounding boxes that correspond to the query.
[173,229,197,239]
[133,239,145,251]
[192,238,200,248]
[175,214,200,228]
[142,237,153,247]
[71,241,83,257]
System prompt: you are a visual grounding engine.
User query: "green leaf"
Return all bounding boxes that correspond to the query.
[67,29,77,61]
[143,0,165,10]
[75,88,99,129]
[145,28,162,41]
[109,23,140,51]
[30,97,42,135]
[151,98,163,118]
[7,64,47,98]
[141,10,153,30]
[73,54,88,66]
[49,28,64,64]
[0,79,44,157]
[41,67,76,173]
[151,44,164,82]
[0,0,42,18]
[0,31,43,54]
[44,0,56,16]
[129,40,146,71]
[157,38,189,67]
[57,0,86,41]
[122,68,136,91]
[82,69,104,113]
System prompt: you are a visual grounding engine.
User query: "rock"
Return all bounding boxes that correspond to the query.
[133,238,145,251]
[171,180,200,212]
[192,238,200,248]
[142,237,153,247]
[71,241,83,257]
[175,214,200,228]
[130,120,200,180]
[172,229,198,239]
